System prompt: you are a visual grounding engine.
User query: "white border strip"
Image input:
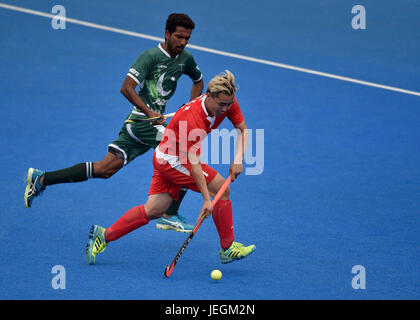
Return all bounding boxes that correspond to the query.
[0,3,163,41]
[1,2,419,97]
[187,44,420,97]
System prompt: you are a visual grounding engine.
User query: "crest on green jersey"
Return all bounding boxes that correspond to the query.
[132,46,201,114]
[157,72,172,96]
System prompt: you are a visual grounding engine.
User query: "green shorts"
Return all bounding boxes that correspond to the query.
[108,121,166,165]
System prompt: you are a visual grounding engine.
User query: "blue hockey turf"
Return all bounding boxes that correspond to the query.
[0,0,419,300]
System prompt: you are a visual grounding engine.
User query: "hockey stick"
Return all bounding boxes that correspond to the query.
[124,112,176,123]
[164,175,232,278]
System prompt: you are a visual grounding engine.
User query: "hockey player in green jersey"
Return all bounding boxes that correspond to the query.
[25,13,204,233]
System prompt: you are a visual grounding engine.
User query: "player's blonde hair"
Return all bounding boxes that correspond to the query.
[206,70,237,97]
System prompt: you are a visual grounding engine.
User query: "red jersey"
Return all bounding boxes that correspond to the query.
[158,94,244,163]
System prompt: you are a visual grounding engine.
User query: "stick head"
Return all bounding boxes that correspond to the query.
[164,265,173,278]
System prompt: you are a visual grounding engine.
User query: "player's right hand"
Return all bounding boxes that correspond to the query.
[148,110,166,125]
[197,199,212,224]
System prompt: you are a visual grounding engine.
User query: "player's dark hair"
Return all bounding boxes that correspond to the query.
[165,13,195,33]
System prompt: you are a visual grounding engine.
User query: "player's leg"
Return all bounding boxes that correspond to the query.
[130,121,194,232]
[92,152,124,178]
[156,187,194,233]
[206,173,233,248]
[86,192,173,265]
[25,123,152,208]
[42,152,123,184]
[86,153,182,264]
[206,173,256,264]
[153,158,255,264]
[24,152,124,208]
[106,193,174,241]
[24,125,135,209]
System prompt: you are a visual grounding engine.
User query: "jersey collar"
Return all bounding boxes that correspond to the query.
[158,44,179,58]
[201,95,216,128]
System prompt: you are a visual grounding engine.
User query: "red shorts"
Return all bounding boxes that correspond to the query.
[149,149,218,201]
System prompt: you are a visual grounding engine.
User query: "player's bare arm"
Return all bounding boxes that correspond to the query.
[230,120,249,182]
[190,78,204,100]
[188,153,212,223]
[120,76,165,124]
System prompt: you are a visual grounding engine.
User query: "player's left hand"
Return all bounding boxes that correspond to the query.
[229,163,243,182]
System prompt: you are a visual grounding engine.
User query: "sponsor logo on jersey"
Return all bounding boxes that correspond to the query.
[152,97,168,106]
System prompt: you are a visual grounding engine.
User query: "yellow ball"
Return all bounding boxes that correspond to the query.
[211,269,222,280]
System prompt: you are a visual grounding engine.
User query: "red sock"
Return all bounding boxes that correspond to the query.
[105,205,149,242]
[212,199,234,250]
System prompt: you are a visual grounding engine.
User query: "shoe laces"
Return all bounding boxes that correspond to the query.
[231,241,243,248]
[222,242,243,254]
[175,214,187,224]
[28,175,44,197]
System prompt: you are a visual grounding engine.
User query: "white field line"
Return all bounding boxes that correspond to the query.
[1,2,419,97]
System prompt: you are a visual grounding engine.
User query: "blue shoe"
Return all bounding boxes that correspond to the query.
[85,225,107,265]
[24,168,45,208]
[156,214,194,233]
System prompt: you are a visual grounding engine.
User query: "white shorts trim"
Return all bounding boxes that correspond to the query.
[156,147,190,176]
[125,123,147,146]
[108,143,128,166]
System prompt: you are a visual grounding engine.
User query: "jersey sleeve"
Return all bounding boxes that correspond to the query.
[227,98,245,126]
[183,53,202,83]
[126,51,153,85]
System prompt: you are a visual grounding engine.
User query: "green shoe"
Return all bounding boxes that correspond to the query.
[85,225,107,265]
[220,241,256,264]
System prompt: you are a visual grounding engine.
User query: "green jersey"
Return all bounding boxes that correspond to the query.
[127,44,202,115]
